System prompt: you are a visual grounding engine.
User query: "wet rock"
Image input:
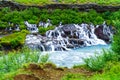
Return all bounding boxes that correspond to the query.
[95,25,112,42]
[62,24,77,32]
[25,22,113,51]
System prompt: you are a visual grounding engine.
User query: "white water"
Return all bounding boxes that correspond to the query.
[41,44,111,68]
[25,21,113,51]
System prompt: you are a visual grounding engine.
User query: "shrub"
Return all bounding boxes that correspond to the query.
[112,20,120,59]
[38,26,55,35]
[0,21,8,29]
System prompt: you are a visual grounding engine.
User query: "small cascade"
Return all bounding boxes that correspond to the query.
[38,19,52,28]
[25,21,113,51]
[74,24,106,46]
[14,24,20,31]
[24,21,38,33]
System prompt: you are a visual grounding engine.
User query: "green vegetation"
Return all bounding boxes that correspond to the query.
[62,73,86,80]
[62,50,119,80]
[112,21,120,60]
[1,7,120,31]
[84,50,117,71]
[13,0,120,6]
[62,62,120,80]
[0,30,29,49]
[38,26,55,35]
[61,9,120,79]
[0,47,49,80]
[0,2,120,80]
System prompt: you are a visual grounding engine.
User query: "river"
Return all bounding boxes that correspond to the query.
[42,44,111,68]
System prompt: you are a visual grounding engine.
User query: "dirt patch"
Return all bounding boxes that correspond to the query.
[14,74,39,80]
[14,63,94,80]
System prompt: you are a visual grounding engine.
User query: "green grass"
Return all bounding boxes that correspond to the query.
[62,50,119,80]
[89,62,120,80]
[0,30,29,49]
[0,47,49,80]
[13,0,120,6]
[76,50,118,71]
[62,62,120,80]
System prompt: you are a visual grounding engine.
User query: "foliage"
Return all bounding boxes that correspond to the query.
[38,26,55,35]
[0,47,49,79]
[40,54,49,63]
[89,62,120,80]
[83,50,117,71]
[0,30,29,49]
[112,20,120,59]
[1,7,120,30]
[84,54,106,71]
[62,61,120,80]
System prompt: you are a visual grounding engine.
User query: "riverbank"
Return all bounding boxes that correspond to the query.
[0,47,119,80]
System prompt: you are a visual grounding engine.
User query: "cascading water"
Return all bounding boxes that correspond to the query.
[24,21,38,33]
[25,21,113,51]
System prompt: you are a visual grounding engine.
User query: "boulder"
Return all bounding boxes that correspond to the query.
[95,25,110,42]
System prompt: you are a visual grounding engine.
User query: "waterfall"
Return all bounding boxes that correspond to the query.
[25,21,113,51]
[24,21,38,33]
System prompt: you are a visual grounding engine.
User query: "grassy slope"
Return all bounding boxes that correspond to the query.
[1,48,119,80]
[13,0,120,6]
[8,61,120,80]
[0,30,29,49]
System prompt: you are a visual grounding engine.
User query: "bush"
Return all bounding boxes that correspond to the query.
[38,26,55,35]
[112,20,120,59]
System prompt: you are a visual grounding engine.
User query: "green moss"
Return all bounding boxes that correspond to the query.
[0,30,29,49]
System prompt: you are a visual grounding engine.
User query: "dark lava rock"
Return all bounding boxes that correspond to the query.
[61,24,77,36]
[62,24,77,32]
[95,25,110,42]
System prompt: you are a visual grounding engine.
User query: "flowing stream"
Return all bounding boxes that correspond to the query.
[24,21,113,68]
[42,44,111,68]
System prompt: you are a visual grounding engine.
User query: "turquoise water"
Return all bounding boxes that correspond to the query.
[42,45,111,68]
